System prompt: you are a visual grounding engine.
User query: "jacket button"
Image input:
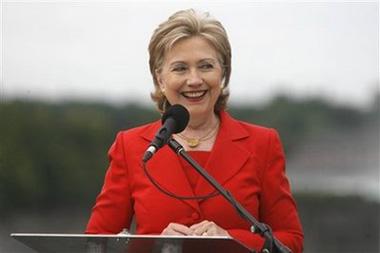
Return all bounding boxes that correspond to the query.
[191,212,199,220]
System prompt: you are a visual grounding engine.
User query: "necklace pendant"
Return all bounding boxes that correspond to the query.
[187,138,200,148]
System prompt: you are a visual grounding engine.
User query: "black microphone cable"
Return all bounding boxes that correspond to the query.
[141,159,220,201]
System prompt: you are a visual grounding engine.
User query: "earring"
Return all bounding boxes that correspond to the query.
[220,83,228,95]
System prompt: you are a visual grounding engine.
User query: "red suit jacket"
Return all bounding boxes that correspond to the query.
[86,111,304,253]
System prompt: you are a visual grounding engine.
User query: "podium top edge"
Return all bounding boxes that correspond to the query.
[10,233,231,240]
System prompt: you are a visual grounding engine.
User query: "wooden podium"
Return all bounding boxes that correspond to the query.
[11,233,254,253]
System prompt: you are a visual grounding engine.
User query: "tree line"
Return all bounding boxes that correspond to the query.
[0,94,378,214]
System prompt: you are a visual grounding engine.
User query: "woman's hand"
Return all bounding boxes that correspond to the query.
[161,222,193,236]
[189,220,230,237]
[161,220,230,237]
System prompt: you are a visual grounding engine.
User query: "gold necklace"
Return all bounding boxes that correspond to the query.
[177,121,220,148]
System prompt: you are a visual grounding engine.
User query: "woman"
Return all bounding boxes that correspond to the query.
[86,9,303,253]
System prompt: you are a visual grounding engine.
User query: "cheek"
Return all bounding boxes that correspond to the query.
[210,88,222,104]
[207,70,223,86]
[209,76,223,93]
[162,75,183,91]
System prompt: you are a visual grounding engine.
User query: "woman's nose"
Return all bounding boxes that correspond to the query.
[186,70,203,86]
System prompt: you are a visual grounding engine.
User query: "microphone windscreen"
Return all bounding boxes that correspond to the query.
[162,104,189,133]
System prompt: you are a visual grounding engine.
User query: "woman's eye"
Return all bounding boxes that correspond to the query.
[172,66,187,72]
[199,63,214,70]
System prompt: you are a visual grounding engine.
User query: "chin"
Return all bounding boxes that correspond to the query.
[187,106,213,117]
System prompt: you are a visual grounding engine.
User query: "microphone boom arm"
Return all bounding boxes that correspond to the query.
[167,138,291,253]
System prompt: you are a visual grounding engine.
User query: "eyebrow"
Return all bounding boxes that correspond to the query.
[169,58,218,66]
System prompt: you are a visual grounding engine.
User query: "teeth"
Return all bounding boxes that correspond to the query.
[182,90,207,98]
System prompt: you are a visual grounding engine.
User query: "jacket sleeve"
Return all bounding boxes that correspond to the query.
[86,132,134,234]
[228,129,304,253]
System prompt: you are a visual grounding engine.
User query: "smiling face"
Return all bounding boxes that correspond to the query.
[156,36,223,121]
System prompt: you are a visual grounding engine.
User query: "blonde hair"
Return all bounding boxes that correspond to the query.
[148,9,232,113]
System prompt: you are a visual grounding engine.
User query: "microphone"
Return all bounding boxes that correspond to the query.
[142,104,189,162]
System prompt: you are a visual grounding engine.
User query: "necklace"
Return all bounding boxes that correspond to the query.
[177,121,220,148]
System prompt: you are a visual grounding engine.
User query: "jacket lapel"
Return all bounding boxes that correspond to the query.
[195,111,251,196]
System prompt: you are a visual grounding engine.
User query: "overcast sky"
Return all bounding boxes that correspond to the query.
[1,1,379,108]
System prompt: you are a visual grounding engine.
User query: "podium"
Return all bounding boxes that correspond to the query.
[11,233,253,253]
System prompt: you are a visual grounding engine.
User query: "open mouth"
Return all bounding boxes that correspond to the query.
[181,90,208,99]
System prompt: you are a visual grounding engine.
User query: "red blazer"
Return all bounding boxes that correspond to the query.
[86,111,304,253]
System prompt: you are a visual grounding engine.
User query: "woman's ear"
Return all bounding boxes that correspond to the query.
[155,69,165,91]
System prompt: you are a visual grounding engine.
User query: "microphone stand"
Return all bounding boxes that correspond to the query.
[168,138,291,253]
